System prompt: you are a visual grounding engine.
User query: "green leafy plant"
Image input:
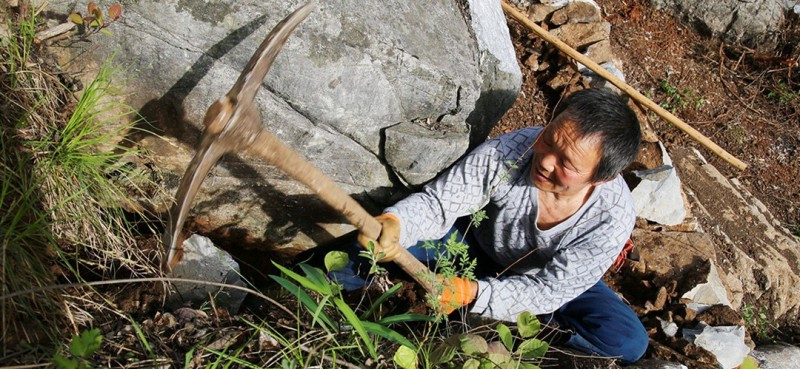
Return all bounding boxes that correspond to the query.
[52,328,103,369]
[405,311,547,369]
[68,2,123,37]
[658,76,705,113]
[270,261,432,361]
[767,80,799,106]
[742,304,780,342]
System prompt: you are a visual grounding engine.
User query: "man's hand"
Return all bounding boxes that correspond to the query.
[435,276,479,315]
[357,213,403,263]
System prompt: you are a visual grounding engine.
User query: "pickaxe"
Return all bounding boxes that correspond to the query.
[163,2,435,293]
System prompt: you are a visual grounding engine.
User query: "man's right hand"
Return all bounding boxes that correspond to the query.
[358,213,402,263]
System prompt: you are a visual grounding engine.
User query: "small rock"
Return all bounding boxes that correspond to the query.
[658,317,680,338]
[681,260,732,312]
[579,61,625,93]
[751,343,800,369]
[546,67,578,90]
[683,323,749,369]
[155,312,178,329]
[630,143,688,226]
[524,51,541,69]
[550,0,601,25]
[549,21,610,49]
[527,3,563,23]
[584,39,615,65]
[167,234,248,314]
[174,307,210,324]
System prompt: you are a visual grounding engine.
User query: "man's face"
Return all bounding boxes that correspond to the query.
[530,114,604,197]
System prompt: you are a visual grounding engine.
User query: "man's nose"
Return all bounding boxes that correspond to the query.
[538,151,556,172]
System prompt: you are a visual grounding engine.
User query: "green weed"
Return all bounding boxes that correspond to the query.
[52,328,103,369]
[741,304,780,343]
[767,80,799,106]
[658,76,705,113]
[271,261,433,361]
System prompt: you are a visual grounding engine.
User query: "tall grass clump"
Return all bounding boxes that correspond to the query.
[1,2,162,356]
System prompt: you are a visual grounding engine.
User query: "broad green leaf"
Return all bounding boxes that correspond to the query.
[518,363,541,369]
[52,355,78,369]
[362,321,416,350]
[496,323,514,351]
[516,338,548,359]
[393,344,418,369]
[460,334,489,355]
[739,357,758,369]
[68,13,84,25]
[463,358,481,369]
[487,341,510,356]
[333,297,377,359]
[430,337,459,365]
[108,3,122,20]
[486,353,512,368]
[324,251,349,272]
[69,328,102,358]
[272,262,327,295]
[517,311,541,338]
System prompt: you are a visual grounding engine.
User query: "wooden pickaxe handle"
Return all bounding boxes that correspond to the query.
[247,129,436,293]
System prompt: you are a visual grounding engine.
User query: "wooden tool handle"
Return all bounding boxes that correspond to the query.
[248,129,435,293]
[501,2,747,170]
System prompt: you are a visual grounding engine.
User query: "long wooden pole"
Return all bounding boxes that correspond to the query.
[501,2,748,170]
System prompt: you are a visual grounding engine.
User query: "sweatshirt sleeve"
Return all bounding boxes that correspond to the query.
[471,180,636,321]
[384,139,510,247]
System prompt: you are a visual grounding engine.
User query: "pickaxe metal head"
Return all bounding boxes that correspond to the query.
[164,3,315,270]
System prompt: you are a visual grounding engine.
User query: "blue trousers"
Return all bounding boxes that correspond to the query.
[329,220,648,363]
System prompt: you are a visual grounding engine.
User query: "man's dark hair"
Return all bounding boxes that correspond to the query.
[553,88,641,182]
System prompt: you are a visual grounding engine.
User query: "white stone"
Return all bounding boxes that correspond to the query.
[751,344,800,369]
[468,0,520,75]
[578,61,625,93]
[167,234,248,313]
[681,260,732,308]
[683,323,749,369]
[630,142,687,226]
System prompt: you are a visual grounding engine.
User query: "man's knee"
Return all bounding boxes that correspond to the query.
[610,323,648,363]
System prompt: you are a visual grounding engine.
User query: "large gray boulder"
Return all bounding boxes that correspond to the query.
[647,0,793,48]
[47,0,521,252]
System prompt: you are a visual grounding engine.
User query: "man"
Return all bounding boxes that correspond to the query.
[348,88,648,362]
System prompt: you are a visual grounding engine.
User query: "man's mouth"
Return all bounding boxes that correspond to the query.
[535,168,551,183]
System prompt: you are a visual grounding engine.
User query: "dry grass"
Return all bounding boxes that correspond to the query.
[1,2,164,359]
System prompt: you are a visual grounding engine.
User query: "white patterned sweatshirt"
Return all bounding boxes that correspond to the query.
[384,127,636,321]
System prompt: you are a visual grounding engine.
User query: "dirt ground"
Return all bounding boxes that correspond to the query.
[495,0,800,238]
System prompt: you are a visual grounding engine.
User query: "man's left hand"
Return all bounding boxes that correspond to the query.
[434,276,479,315]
